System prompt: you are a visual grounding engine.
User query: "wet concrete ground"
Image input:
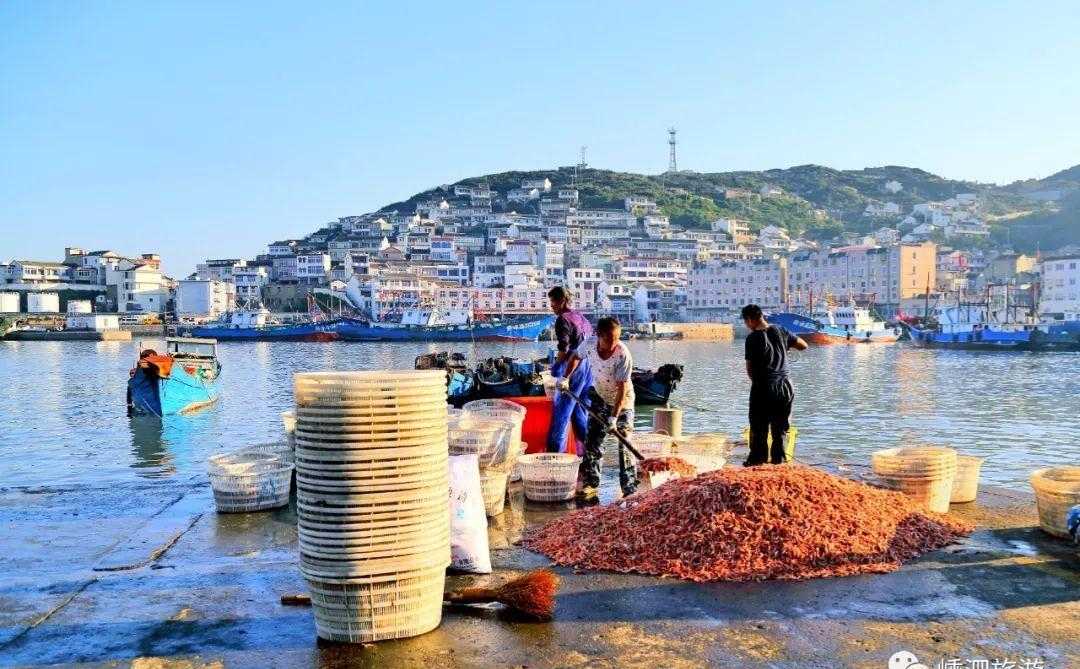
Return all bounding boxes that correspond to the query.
[0,464,1078,668]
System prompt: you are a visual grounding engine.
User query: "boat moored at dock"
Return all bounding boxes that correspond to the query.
[769,306,900,344]
[178,308,341,341]
[906,306,1080,351]
[127,337,221,416]
[336,313,554,342]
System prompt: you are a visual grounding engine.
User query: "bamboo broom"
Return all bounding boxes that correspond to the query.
[281,568,561,620]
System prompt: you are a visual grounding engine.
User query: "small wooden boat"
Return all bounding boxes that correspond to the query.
[128,338,221,416]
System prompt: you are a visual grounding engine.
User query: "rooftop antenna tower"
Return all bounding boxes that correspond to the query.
[667,127,678,173]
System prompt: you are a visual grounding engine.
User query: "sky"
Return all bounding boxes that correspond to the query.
[2,1,1079,276]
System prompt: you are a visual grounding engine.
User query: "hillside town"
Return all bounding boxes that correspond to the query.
[2,173,1078,326]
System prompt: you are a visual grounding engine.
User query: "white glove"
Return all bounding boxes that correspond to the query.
[556,378,570,393]
[606,416,617,431]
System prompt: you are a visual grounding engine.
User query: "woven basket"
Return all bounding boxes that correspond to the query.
[304,564,446,643]
[479,469,509,516]
[207,452,293,513]
[518,453,581,502]
[628,432,674,459]
[1030,466,1080,538]
[872,447,957,513]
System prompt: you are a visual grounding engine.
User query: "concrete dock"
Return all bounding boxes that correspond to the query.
[0,472,1077,668]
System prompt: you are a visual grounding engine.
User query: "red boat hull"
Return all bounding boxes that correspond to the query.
[801,331,899,345]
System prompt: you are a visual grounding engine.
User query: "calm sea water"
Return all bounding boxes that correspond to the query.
[1,339,1076,490]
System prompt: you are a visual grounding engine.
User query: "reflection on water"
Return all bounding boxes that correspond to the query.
[0,339,1077,490]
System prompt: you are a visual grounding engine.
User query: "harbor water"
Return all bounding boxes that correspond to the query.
[1,339,1077,490]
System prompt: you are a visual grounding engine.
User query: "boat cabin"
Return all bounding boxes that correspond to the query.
[818,306,887,333]
[166,337,218,360]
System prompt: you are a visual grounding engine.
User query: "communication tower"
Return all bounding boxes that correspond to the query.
[667,127,678,173]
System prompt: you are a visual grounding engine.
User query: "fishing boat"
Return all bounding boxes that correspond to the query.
[631,364,684,405]
[127,338,222,416]
[337,311,554,342]
[906,306,1080,351]
[178,307,341,342]
[415,352,477,406]
[418,350,683,406]
[769,306,900,344]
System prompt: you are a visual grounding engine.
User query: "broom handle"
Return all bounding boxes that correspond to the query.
[444,587,500,604]
[561,387,645,462]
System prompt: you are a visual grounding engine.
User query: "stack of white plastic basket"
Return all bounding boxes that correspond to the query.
[293,370,450,643]
[871,446,958,514]
[461,399,527,506]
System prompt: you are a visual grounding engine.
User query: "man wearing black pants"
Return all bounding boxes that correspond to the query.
[741,304,808,466]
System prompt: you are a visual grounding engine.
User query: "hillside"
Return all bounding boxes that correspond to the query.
[377,163,1079,247]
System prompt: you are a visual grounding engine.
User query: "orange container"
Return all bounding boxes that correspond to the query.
[506,396,577,455]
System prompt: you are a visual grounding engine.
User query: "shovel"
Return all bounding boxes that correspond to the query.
[559,386,689,491]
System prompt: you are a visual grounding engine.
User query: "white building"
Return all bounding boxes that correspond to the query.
[521,178,552,192]
[0,292,19,313]
[1039,255,1080,319]
[472,255,505,288]
[633,283,684,322]
[711,218,752,244]
[112,259,169,313]
[565,267,604,313]
[687,257,788,316]
[176,279,234,320]
[233,267,269,303]
[66,313,120,331]
[614,257,688,285]
[195,258,246,281]
[295,253,331,285]
[27,292,61,313]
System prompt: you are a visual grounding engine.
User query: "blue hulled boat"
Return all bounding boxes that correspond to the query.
[770,306,900,344]
[181,320,341,341]
[337,314,554,342]
[128,338,222,416]
[178,308,341,341]
[906,306,1080,351]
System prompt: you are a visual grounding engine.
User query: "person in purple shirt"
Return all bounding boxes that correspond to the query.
[546,286,593,453]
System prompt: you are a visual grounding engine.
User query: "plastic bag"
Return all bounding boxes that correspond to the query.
[448,454,492,573]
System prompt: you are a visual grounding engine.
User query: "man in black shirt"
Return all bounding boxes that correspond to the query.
[741,304,808,466]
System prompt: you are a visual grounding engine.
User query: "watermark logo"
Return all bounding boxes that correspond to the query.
[889,651,930,669]
[887,653,1045,669]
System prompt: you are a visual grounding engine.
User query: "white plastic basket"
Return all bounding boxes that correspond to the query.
[540,371,557,399]
[871,447,957,513]
[207,451,294,513]
[462,399,525,447]
[448,415,514,468]
[479,469,509,516]
[950,454,985,503]
[1030,466,1080,538]
[518,453,581,502]
[628,432,674,460]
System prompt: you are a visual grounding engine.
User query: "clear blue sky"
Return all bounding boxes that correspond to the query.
[2,1,1078,276]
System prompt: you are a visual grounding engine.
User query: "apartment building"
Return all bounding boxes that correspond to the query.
[687,256,788,316]
[787,242,935,309]
[1039,255,1080,319]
